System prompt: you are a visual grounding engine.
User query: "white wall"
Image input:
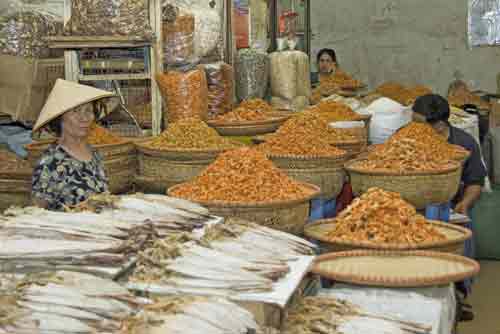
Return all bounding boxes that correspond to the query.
[310,0,500,95]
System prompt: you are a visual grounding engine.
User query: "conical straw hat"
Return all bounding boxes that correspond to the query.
[33,79,117,132]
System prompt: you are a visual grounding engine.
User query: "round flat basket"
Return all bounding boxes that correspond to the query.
[312,250,480,288]
[105,155,137,194]
[346,161,462,210]
[207,115,290,137]
[305,220,471,255]
[167,183,321,235]
[268,154,348,198]
[135,141,236,161]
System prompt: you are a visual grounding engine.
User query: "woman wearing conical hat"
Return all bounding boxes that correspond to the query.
[31,79,118,211]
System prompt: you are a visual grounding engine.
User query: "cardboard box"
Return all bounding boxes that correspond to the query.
[0,55,64,125]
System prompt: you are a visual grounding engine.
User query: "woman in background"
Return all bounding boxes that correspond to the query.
[310,48,338,87]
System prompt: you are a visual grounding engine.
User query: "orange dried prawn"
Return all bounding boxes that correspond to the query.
[326,187,446,244]
[213,98,275,122]
[87,123,124,145]
[170,147,315,203]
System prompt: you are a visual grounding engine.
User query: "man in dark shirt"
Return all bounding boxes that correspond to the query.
[413,94,487,214]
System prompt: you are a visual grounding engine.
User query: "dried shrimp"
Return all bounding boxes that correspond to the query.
[87,123,124,145]
[212,98,275,122]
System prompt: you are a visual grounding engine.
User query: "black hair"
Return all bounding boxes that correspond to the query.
[317,48,337,65]
[47,101,104,136]
[412,94,450,124]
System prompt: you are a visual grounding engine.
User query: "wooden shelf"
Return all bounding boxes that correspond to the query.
[78,73,151,81]
[48,36,153,49]
[80,59,146,71]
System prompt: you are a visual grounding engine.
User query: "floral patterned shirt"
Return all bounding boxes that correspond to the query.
[32,144,108,211]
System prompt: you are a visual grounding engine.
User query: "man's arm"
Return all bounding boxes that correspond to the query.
[455,184,482,215]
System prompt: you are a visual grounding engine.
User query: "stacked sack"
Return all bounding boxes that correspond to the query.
[270,51,311,112]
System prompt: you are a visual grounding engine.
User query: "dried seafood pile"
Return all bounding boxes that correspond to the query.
[282,296,431,334]
[389,122,468,161]
[375,82,432,106]
[0,193,215,277]
[0,9,62,58]
[320,69,364,93]
[87,123,125,145]
[64,0,151,38]
[0,271,143,334]
[128,217,315,296]
[257,111,347,157]
[170,147,316,203]
[309,100,364,122]
[144,118,239,150]
[212,98,275,122]
[325,187,446,244]
[351,137,459,173]
[117,296,262,334]
[448,90,491,110]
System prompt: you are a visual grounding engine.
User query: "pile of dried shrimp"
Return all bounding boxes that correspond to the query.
[212,98,276,122]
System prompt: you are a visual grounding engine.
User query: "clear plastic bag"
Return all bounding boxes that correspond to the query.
[235,48,270,102]
[156,67,208,124]
[0,3,63,58]
[163,14,195,64]
[204,62,234,118]
[64,0,151,38]
[270,51,311,101]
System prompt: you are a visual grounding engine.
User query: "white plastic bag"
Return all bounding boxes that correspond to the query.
[365,97,413,144]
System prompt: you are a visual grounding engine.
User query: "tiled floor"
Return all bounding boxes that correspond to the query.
[458,261,500,334]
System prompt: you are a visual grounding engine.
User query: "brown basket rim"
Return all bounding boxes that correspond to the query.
[345,159,461,176]
[167,182,321,208]
[305,220,472,250]
[135,141,241,155]
[253,134,367,146]
[312,249,480,287]
[206,114,290,127]
[25,139,132,149]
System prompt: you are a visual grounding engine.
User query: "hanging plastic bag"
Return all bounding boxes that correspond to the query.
[235,48,269,102]
[64,0,151,38]
[163,13,195,64]
[269,50,311,101]
[156,67,208,125]
[204,62,234,118]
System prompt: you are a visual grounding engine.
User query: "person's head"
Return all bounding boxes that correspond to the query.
[48,101,103,138]
[448,80,468,97]
[412,94,450,135]
[317,48,337,74]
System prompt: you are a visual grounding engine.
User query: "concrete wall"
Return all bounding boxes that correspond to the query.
[310,0,500,95]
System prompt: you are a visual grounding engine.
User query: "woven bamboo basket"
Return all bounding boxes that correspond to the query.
[167,183,321,235]
[25,139,136,194]
[0,177,31,211]
[346,160,462,210]
[268,154,348,198]
[135,143,228,194]
[312,250,480,287]
[207,115,290,137]
[305,220,471,255]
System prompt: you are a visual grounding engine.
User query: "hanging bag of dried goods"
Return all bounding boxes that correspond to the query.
[162,11,195,64]
[269,51,311,111]
[366,97,413,144]
[156,67,208,125]
[204,62,234,118]
[235,48,270,102]
[64,0,151,38]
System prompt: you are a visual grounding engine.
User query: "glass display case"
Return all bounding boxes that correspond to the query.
[270,0,310,55]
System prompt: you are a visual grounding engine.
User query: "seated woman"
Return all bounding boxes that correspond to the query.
[311,48,338,87]
[31,79,117,211]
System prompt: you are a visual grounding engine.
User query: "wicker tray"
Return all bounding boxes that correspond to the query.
[135,141,234,161]
[305,220,472,255]
[167,183,321,235]
[207,115,290,137]
[312,250,480,287]
[346,160,462,209]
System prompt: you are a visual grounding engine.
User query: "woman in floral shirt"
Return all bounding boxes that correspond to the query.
[31,79,117,211]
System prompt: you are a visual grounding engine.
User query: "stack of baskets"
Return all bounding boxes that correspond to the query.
[0,147,32,211]
[25,139,137,194]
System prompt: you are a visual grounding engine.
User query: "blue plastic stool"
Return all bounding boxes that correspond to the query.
[425,202,451,222]
[309,198,338,221]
